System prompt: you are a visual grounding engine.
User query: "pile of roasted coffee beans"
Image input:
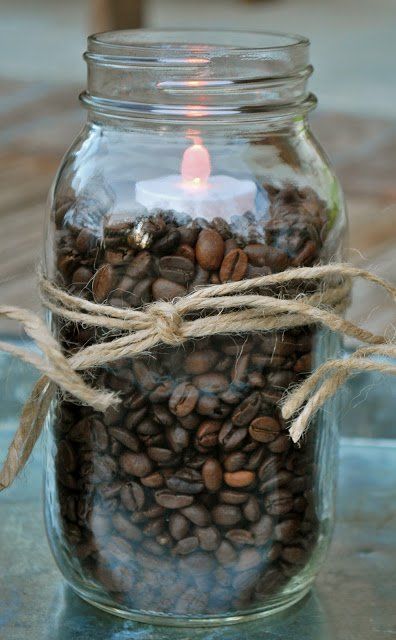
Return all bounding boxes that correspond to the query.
[51,184,329,615]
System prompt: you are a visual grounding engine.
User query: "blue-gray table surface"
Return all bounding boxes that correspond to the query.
[1,354,396,639]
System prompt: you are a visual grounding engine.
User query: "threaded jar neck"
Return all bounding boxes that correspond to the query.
[81,29,316,124]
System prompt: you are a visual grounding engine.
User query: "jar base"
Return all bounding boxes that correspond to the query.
[71,582,313,628]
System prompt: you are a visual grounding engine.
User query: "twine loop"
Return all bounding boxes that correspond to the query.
[0,262,395,491]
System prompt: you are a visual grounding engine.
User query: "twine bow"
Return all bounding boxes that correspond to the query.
[0,263,395,491]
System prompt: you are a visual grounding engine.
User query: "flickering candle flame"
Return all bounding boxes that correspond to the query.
[181,143,211,187]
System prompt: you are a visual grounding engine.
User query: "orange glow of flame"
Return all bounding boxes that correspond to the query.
[181,143,211,187]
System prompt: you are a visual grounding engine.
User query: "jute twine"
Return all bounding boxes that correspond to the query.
[0,263,395,491]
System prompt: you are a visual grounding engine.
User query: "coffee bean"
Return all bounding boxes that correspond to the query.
[281,546,306,564]
[224,452,247,472]
[169,382,199,417]
[274,519,301,542]
[195,420,222,450]
[152,278,186,301]
[160,255,195,284]
[112,512,143,541]
[184,349,219,375]
[196,526,221,551]
[249,416,281,443]
[243,496,261,522]
[232,392,261,427]
[120,481,145,511]
[173,536,199,555]
[235,548,261,572]
[169,513,190,540]
[109,428,140,452]
[226,529,255,546]
[259,470,293,494]
[202,458,223,491]
[264,489,294,516]
[140,471,164,489]
[181,504,211,527]
[219,490,249,505]
[154,490,194,509]
[166,468,203,494]
[268,434,290,453]
[194,373,229,394]
[120,452,152,477]
[56,440,76,472]
[166,424,189,453]
[92,264,115,302]
[212,504,242,527]
[218,422,247,451]
[196,229,224,270]
[219,248,248,282]
[224,471,255,488]
[251,515,273,545]
[215,541,237,565]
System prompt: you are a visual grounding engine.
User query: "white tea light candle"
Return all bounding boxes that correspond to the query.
[136,143,257,220]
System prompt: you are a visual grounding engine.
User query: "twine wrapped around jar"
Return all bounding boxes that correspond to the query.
[0,263,395,491]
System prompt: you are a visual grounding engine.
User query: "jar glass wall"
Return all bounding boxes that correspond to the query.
[44,30,346,625]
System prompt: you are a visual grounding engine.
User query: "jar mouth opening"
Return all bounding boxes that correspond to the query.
[84,29,314,122]
[88,29,309,60]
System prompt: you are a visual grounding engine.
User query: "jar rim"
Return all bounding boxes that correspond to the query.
[83,28,315,124]
[88,29,309,58]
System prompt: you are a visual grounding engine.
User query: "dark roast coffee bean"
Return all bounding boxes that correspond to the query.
[212,504,242,527]
[224,452,247,472]
[218,422,247,451]
[215,540,237,565]
[166,468,203,495]
[232,392,261,427]
[196,229,224,270]
[173,536,199,555]
[112,512,143,542]
[56,440,76,472]
[147,447,175,464]
[194,373,229,394]
[166,424,189,453]
[159,255,194,284]
[202,458,223,491]
[219,248,248,282]
[92,264,115,302]
[195,420,222,450]
[169,382,199,417]
[109,428,140,452]
[219,490,249,505]
[249,416,281,443]
[264,489,294,516]
[251,515,273,545]
[120,452,152,477]
[243,496,261,522]
[180,504,211,527]
[235,548,261,572]
[196,526,221,551]
[154,490,194,509]
[120,481,145,511]
[169,513,190,540]
[225,529,255,546]
[152,278,186,301]
[184,349,219,375]
[274,519,301,542]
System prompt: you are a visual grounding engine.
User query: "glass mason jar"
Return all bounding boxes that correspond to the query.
[44,30,346,625]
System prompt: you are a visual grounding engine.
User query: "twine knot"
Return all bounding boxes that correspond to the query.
[146,301,184,346]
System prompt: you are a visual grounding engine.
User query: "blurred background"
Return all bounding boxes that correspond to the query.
[0,0,395,332]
